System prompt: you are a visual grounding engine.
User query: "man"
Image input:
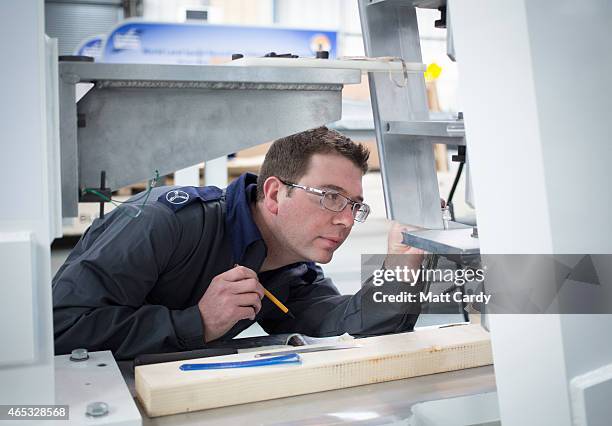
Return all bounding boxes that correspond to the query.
[53,127,422,360]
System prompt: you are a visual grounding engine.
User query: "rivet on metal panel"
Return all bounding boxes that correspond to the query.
[69,348,89,362]
[86,401,109,417]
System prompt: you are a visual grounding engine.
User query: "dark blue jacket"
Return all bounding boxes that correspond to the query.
[52,173,419,359]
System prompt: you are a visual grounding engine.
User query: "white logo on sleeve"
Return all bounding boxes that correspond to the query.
[166,190,190,205]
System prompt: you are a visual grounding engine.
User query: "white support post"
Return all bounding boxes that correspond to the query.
[204,156,228,188]
[174,157,228,188]
[173,165,201,187]
[450,1,612,425]
[0,0,55,405]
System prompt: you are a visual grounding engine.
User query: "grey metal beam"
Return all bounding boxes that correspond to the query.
[77,86,343,190]
[59,79,79,218]
[366,0,447,11]
[403,227,480,255]
[58,62,360,218]
[59,62,361,85]
[385,120,465,145]
[359,0,443,229]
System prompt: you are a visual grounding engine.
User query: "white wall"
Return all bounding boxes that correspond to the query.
[144,0,273,24]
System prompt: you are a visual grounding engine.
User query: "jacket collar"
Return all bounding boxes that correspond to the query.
[225,173,265,268]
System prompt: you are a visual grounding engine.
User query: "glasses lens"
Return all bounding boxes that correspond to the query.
[322,191,347,212]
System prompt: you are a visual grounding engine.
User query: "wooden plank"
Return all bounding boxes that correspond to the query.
[136,324,492,417]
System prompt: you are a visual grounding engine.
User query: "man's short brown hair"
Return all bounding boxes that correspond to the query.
[256,126,370,200]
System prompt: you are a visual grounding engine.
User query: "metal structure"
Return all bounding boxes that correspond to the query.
[55,350,140,425]
[59,61,360,217]
[358,0,465,231]
[403,227,478,255]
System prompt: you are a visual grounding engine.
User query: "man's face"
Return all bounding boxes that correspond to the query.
[275,153,364,264]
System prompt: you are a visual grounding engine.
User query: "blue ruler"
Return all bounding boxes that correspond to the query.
[180,353,301,371]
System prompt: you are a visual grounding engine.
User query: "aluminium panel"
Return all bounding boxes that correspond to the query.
[359,0,443,229]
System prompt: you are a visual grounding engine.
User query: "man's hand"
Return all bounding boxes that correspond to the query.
[197,265,265,343]
[384,221,425,271]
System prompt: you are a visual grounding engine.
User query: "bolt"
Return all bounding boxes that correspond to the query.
[442,206,451,230]
[86,401,109,417]
[70,348,89,362]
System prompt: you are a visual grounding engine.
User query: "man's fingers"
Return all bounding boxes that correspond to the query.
[392,222,422,234]
[221,265,257,281]
[234,293,262,314]
[406,246,425,255]
[233,306,257,321]
[228,279,265,299]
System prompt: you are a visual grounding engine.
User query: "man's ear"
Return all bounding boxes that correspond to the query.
[262,176,282,215]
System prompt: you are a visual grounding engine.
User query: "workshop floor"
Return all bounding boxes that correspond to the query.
[51,167,471,338]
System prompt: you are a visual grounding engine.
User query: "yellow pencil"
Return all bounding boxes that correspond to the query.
[234,264,295,319]
[263,288,296,319]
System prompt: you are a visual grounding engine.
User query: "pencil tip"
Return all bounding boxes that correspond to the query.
[287,311,296,320]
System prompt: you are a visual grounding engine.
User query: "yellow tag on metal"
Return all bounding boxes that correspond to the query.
[424,63,442,82]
